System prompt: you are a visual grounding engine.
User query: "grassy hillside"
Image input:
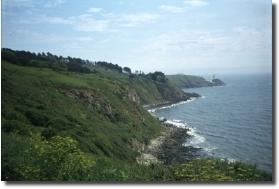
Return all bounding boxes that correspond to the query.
[167,74,223,89]
[2,61,163,180]
[1,49,271,182]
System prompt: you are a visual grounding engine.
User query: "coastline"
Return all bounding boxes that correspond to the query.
[138,98,202,165]
[137,122,201,165]
[144,97,198,113]
[137,86,219,165]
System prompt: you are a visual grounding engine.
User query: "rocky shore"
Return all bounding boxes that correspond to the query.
[137,123,200,165]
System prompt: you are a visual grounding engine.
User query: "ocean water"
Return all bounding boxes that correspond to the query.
[152,74,272,173]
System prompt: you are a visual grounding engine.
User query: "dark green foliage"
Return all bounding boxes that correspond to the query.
[2,120,31,136]
[96,61,123,73]
[1,133,95,181]
[67,57,91,73]
[147,71,167,83]
[25,110,49,127]
[123,67,132,74]
[41,128,57,139]
[1,48,91,73]
[1,61,162,180]
[171,159,272,182]
[47,117,70,130]
[1,51,270,182]
[1,48,18,64]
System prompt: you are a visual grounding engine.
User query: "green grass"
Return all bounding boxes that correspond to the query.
[167,74,213,88]
[1,61,271,182]
[1,61,162,180]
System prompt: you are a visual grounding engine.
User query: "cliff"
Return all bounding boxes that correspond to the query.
[167,74,225,89]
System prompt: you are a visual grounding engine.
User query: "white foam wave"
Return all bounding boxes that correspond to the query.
[165,119,188,128]
[220,158,236,163]
[203,146,218,153]
[147,97,197,113]
[165,119,219,157]
[183,127,206,148]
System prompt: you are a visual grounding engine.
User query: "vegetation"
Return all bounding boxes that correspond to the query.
[167,74,221,88]
[1,49,271,182]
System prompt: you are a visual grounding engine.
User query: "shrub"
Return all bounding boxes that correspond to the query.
[47,117,70,130]
[41,128,57,139]
[12,134,95,181]
[2,120,31,135]
[25,110,49,127]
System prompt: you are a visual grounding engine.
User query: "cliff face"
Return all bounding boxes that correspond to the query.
[130,78,199,105]
[212,79,225,86]
[126,88,140,104]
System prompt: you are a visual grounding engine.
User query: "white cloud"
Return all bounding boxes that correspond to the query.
[74,17,110,32]
[87,7,103,13]
[14,6,161,32]
[159,5,184,13]
[3,0,66,11]
[146,31,227,54]
[45,0,65,8]
[231,26,271,53]
[41,15,74,24]
[116,13,161,27]
[184,0,208,7]
[17,14,74,25]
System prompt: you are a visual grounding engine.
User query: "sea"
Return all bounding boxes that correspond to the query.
[151,74,273,173]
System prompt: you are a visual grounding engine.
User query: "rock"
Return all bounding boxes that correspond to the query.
[138,124,201,165]
[212,78,225,86]
[136,153,161,165]
[127,88,140,104]
[61,89,115,120]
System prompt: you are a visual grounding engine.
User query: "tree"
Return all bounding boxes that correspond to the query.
[123,67,131,74]
[147,71,167,82]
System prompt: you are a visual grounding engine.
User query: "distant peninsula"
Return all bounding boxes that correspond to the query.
[167,74,225,89]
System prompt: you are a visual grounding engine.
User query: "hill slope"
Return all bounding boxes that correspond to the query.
[2,61,164,180]
[1,49,270,182]
[167,74,225,89]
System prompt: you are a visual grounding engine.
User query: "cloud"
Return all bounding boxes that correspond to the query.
[10,0,162,32]
[74,14,111,32]
[87,7,103,13]
[116,13,161,27]
[44,0,66,8]
[159,5,184,13]
[17,14,74,25]
[231,26,271,53]
[146,31,227,54]
[41,15,74,24]
[72,12,160,31]
[184,0,208,7]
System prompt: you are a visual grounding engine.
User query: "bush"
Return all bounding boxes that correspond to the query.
[9,134,96,181]
[47,117,70,130]
[171,159,272,182]
[25,110,49,127]
[2,49,19,64]
[2,120,31,135]
[41,128,57,139]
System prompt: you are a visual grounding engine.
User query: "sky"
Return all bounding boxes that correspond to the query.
[2,0,272,75]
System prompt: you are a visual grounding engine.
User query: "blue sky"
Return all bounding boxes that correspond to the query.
[2,0,272,75]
